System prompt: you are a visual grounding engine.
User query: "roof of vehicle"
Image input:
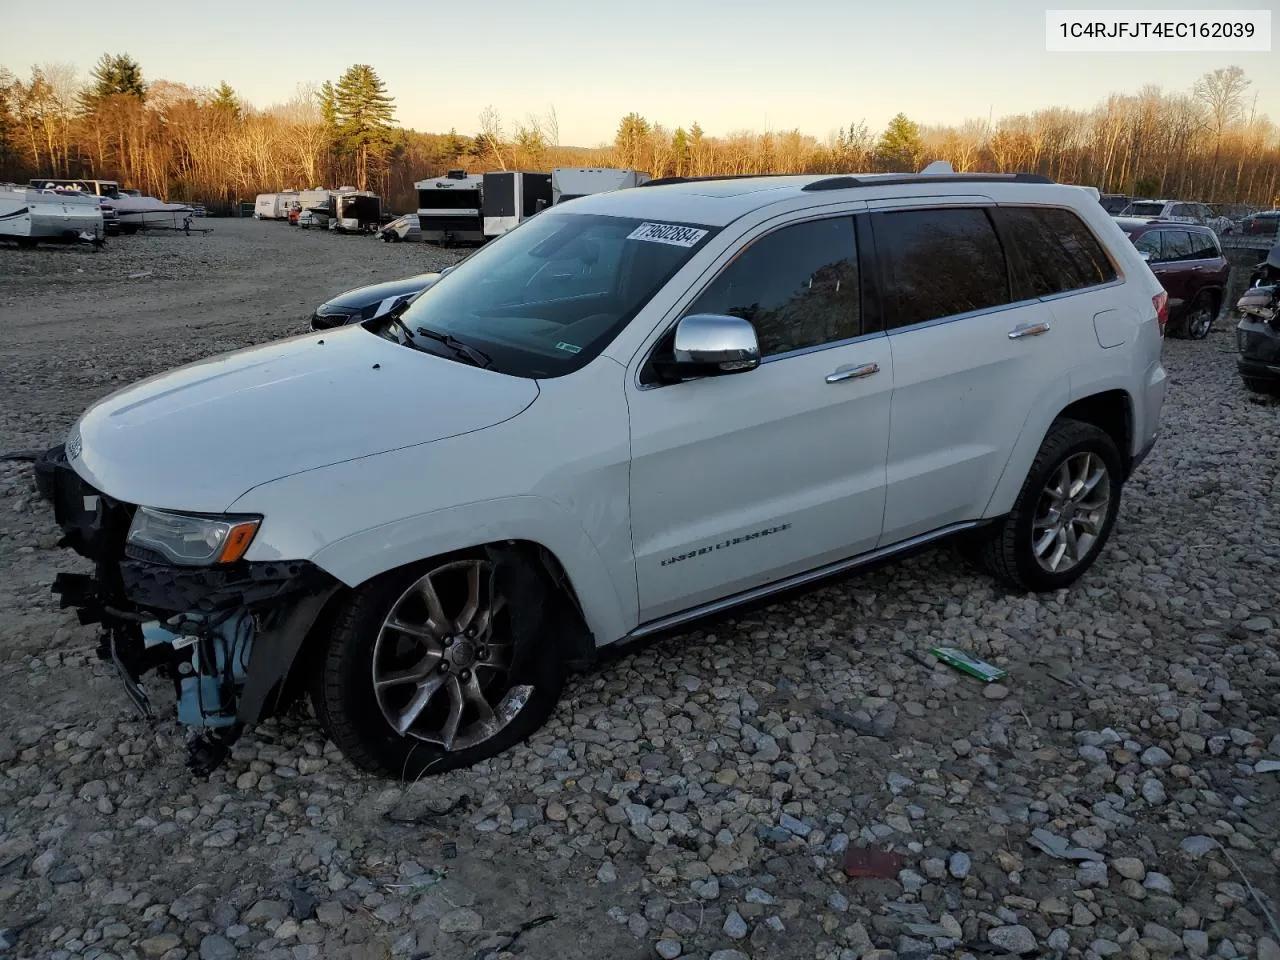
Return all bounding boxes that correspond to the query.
[558,171,1087,227]
[1247,210,1280,217]
[1113,216,1218,234]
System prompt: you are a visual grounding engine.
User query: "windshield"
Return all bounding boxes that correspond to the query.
[1122,202,1165,217]
[396,211,718,377]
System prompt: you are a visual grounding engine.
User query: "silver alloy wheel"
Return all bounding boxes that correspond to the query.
[1186,303,1213,339]
[371,559,527,750]
[1031,452,1112,574]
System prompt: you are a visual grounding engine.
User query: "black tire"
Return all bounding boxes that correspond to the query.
[974,418,1123,592]
[309,546,566,779]
[1242,376,1280,397]
[1182,293,1216,340]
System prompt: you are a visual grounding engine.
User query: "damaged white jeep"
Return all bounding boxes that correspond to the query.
[35,170,1166,778]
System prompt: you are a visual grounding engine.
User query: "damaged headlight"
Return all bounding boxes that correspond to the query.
[126,507,261,566]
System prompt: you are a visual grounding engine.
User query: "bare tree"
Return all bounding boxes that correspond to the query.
[478,105,508,170]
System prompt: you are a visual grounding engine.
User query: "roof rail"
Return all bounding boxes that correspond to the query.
[638,173,804,187]
[802,172,1055,192]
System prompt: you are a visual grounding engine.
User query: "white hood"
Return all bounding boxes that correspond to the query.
[70,324,539,512]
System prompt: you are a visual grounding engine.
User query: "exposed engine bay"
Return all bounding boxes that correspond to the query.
[34,443,340,775]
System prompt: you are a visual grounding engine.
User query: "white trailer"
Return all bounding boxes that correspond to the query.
[254,193,293,219]
[551,167,651,205]
[416,171,485,245]
[482,171,553,238]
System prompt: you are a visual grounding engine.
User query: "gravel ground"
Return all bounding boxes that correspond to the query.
[1,220,1278,960]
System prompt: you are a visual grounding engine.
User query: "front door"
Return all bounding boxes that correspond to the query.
[626,214,893,622]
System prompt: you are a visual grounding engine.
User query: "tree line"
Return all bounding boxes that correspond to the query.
[1,57,1276,213]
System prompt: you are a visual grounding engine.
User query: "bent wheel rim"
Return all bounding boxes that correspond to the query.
[1031,452,1112,574]
[372,559,531,750]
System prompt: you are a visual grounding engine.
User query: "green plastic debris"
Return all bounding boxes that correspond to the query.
[929,646,1008,683]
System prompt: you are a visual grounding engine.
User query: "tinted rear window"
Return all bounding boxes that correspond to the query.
[1186,231,1219,259]
[993,206,1118,298]
[1125,202,1165,216]
[871,208,1010,329]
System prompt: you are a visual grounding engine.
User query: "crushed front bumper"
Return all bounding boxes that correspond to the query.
[34,444,342,773]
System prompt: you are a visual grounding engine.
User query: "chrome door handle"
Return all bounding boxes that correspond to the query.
[826,362,880,383]
[1008,322,1051,339]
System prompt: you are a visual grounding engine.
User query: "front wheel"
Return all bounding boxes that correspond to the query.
[310,547,566,779]
[973,418,1123,592]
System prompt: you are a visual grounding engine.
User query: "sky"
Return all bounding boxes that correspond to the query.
[1,0,1276,146]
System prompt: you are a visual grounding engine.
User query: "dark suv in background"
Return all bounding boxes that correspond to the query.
[1115,218,1229,339]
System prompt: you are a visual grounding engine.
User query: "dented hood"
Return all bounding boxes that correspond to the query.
[69,324,539,512]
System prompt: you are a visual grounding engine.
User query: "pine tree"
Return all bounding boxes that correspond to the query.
[442,128,468,162]
[875,113,922,171]
[615,113,650,169]
[210,81,240,119]
[671,127,690,177]
[80,53,145,111]
[332,65,396,190]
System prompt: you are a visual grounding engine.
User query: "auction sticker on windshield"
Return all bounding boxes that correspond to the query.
[627,222,709,247]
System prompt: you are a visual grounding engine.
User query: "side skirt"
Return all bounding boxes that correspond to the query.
[625,519,988,643]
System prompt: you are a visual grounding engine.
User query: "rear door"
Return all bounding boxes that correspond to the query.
[870,203,1064,544]
[1148,229,1196,315]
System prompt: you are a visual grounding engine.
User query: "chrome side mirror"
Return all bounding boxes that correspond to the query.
[668,313,761,376]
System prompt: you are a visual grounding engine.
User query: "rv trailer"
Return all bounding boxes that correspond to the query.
[254,193,295,219]
[416,170,485,245]
[331,190,381,233]
[550,167,652,204]
[482,171,552,238]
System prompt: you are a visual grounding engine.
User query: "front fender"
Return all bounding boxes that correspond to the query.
[308,495,633,646]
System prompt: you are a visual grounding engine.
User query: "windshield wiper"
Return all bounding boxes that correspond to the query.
[415,326,493,369]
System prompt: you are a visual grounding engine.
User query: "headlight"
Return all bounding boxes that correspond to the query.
[126,507,261,566]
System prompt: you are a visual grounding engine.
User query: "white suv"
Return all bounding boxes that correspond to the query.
[36,170,1168,778]
[1118,198,1234,235]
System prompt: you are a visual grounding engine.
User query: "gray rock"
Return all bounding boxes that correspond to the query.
[1077,861,1109,888]
[1111,857,1145,880]
[1142,778,1168,804]
[709,951,749,960]
[199,935,238,960]
[949,852,972,879]
[1140,746,1173,767]
[983,683,1010,700]
[827,892,849,912]
[1047,928,1071,953]
[723,911,748,940]
[655,940,682,959]
[1257,938,1280,960]
[1180,835,1217,858]
[1183,930,1210,956]
[778,812,811,837]
[597,861,617,884]
[1079,745,1109,765]
[439,907,483,934]
[1143,872,1174,893]
[988,925,1038,955]
[744,888,774,905]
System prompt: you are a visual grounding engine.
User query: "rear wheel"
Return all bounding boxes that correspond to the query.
[310,547,567,779]
[973,418,1123,592]
[1183,294,1216,340]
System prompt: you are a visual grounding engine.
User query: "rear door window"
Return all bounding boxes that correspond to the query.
[993,206,1118,298]
[1161,231,1196,261]
[870,207,1010,329]
[1186,231,1219,260]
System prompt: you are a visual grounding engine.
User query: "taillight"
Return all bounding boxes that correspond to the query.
[1153,291,1169,336]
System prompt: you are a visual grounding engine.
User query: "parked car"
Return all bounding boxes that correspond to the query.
[1114,217,1228,339]
[1241,210,1280,238]
[1235,245,1280,396]
[377,213,422,243]
[310,272,441,329]
[33,168,1167,778]
[1098,193,1130,215]
[1118,199,1234,235]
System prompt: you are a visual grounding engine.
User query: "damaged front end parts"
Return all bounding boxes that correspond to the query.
[34,440,340,775]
